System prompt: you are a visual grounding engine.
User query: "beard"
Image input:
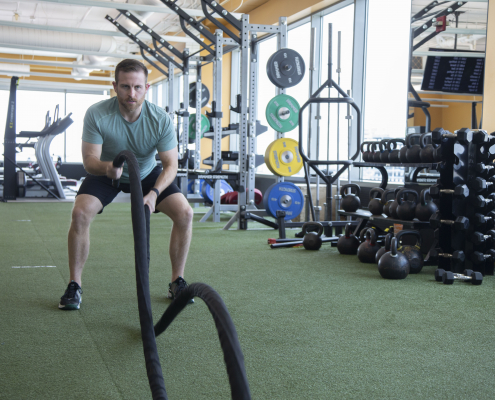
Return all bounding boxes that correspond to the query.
[117,92,146,113]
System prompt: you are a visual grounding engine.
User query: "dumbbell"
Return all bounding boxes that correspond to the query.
[432,127,474,145]
[470,251,493,266]
[473,212,495,230]
[429,184,469,199]
[475,163,495,178]
[436,268,483,285]
[472,194,495,212]
[471,230,495,248]
[472,177,495,194]
[430,213,470,231]
[431,249,465,266]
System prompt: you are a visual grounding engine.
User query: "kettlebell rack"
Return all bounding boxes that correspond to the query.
[429,127,495,276]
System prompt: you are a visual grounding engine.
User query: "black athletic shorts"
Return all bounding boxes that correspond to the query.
[77,165,181,214]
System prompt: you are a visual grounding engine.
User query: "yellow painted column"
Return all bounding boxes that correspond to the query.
[482,2,495,132]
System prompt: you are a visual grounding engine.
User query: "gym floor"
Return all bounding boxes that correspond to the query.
[1,202,495,399]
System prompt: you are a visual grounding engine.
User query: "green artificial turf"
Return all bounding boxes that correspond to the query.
[1,202,495,400]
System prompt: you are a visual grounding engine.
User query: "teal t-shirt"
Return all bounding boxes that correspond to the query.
[82,97,176,183]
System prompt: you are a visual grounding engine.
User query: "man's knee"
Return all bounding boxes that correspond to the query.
[176,203,193,227]
[71,196,101,230]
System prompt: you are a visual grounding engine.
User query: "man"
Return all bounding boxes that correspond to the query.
[59,59,194,310]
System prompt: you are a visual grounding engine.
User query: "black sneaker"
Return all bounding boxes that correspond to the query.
[59,281,83,310]
[167,276,194,304]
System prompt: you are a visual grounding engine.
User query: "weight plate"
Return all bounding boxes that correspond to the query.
[265,94,300,133]
[266,49,306,89]
[263,182,304,221]
[201,180,234,203]
[264,138,303,177]
[187,179,204,195]
[188,113,210,141]
[189,82,210,108]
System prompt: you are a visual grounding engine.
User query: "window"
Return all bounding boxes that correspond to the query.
[362,0,411,182]
[0,89,108,164]
[66,92,109,163]
[318,3,355,178]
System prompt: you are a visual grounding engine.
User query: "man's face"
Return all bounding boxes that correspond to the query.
[112,70,149,113]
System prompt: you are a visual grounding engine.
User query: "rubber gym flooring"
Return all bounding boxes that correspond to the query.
[1,202,495,400]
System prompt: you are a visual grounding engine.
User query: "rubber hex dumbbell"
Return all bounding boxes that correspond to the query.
[472,177,495,194]
[470,251,493,266]
[431,127,471,144]
[429,184,469,199]
[441,269,483,285]
[471,230,495,248]
[473,212,495,230]
[430,213,470,231]
[475,163,495,178]
[431,249,465,267]
[434,267,471,282]
[472,194,495,212]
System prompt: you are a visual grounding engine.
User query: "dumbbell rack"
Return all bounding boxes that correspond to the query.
[430,127,495,275]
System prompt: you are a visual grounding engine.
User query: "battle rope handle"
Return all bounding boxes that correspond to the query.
[154,283,251,400]
[112,150,251,400]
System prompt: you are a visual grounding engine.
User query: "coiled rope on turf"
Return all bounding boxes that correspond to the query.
[112,150,251,400]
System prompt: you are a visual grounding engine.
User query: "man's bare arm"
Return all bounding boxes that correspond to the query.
[153,148,179,193]
[82,141,122,179]
[142,148,178,212]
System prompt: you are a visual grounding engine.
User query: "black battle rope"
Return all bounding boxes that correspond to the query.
[112,151,251,400]
[154,283,251,400]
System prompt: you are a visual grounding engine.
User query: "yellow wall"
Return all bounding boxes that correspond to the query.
[482,2,495,132]
[410,94,483,133]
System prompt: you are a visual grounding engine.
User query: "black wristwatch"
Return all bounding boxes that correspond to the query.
[151,188,160,197]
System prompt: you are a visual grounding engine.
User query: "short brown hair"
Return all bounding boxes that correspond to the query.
[115,59,148,83]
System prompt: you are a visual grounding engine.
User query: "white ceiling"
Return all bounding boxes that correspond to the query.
[0,0,211,89]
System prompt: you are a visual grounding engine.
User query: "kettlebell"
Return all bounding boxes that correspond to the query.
[340,184,361,212]
[406,134,422,163]
[375,233,393,264]
[368,187,385,216]
[419,132,436,163]
[389,187,405,219]
[377,238,410,279]
[399,138,409,163]
[368,142,377,163]
[302,222,323,250]
[361,141,371,162]
[381,189,396,217]
[415,188,438,222]
[374,140,386,162]
[388,139,405,163]
[379,139,391,163]
[396,189,418,221]
[396,230,424,274]
[337,223,360,255]
[357,228,381,263]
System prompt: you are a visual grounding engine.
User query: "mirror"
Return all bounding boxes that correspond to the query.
[408,0,488,135]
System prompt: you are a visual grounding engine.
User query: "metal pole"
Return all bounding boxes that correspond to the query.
[335,30,342,214]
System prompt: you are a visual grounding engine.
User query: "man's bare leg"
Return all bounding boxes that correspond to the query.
[156,193,193,282]
[68,194,103,286]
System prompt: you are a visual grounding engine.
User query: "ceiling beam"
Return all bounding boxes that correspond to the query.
[0,77,112,92]
[0,42,144,60]
[21,0,242,18]
[0,57,116,71]
[0,20,197,43]
[0,69,114,81]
